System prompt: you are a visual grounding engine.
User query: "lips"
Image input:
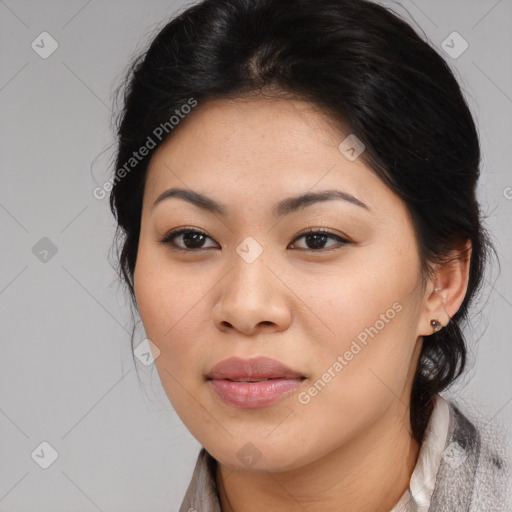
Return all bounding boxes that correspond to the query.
[206,356,305,408]
[206,356,304,381]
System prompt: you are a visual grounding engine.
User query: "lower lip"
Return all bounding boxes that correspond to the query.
[208,378,304,408]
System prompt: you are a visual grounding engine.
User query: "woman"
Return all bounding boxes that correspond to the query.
[108,0,511,509]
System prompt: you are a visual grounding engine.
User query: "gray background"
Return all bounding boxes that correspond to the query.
[0,0,511,510]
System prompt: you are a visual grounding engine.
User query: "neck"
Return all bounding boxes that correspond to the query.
[216,401,420,512]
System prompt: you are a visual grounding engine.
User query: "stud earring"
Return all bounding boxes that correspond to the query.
[430,319,443,333]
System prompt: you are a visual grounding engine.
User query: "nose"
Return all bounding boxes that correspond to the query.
[212,253,292,336]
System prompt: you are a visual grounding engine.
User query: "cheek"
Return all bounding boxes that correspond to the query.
[133,257,213,394]
[135,247,203,338]
[291,251,420,404]
[134,262,213,423]
[291,253,415,346]
[290,297,418,459]
[303,291,414,398]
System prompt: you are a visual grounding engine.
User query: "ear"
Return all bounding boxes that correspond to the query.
[417,240,472,337]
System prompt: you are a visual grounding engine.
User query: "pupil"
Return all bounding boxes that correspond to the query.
[183,232,205,248]
[307,233,327,249]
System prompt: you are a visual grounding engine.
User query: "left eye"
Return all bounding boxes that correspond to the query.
[289,229,350,250]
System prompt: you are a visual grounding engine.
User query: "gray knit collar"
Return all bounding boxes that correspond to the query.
[427,400,481,510]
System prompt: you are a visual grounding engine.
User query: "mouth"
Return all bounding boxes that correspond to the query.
[206,356,306,408]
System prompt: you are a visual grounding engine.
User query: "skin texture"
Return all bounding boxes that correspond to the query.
[133,95,471,511]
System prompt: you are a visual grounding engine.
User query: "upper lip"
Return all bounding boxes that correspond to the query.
[206,356,304,381]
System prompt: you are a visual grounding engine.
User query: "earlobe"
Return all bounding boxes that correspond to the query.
[430,318,444,333]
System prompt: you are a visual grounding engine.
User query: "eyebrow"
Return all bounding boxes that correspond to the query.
[151,187,370,216]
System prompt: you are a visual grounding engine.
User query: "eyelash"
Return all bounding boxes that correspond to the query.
[157,227,352,252]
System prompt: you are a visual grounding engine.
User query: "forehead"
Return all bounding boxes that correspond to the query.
[144,96,396,216]
[152,95,347,159]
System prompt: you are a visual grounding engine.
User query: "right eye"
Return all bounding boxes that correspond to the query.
[158,228,220,251]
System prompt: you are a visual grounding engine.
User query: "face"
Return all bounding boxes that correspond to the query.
[133,95,430,472]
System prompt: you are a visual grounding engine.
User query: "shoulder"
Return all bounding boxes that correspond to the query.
[429,396,512,511]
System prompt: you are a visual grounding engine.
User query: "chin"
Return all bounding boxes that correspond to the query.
[206,438,314,473]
